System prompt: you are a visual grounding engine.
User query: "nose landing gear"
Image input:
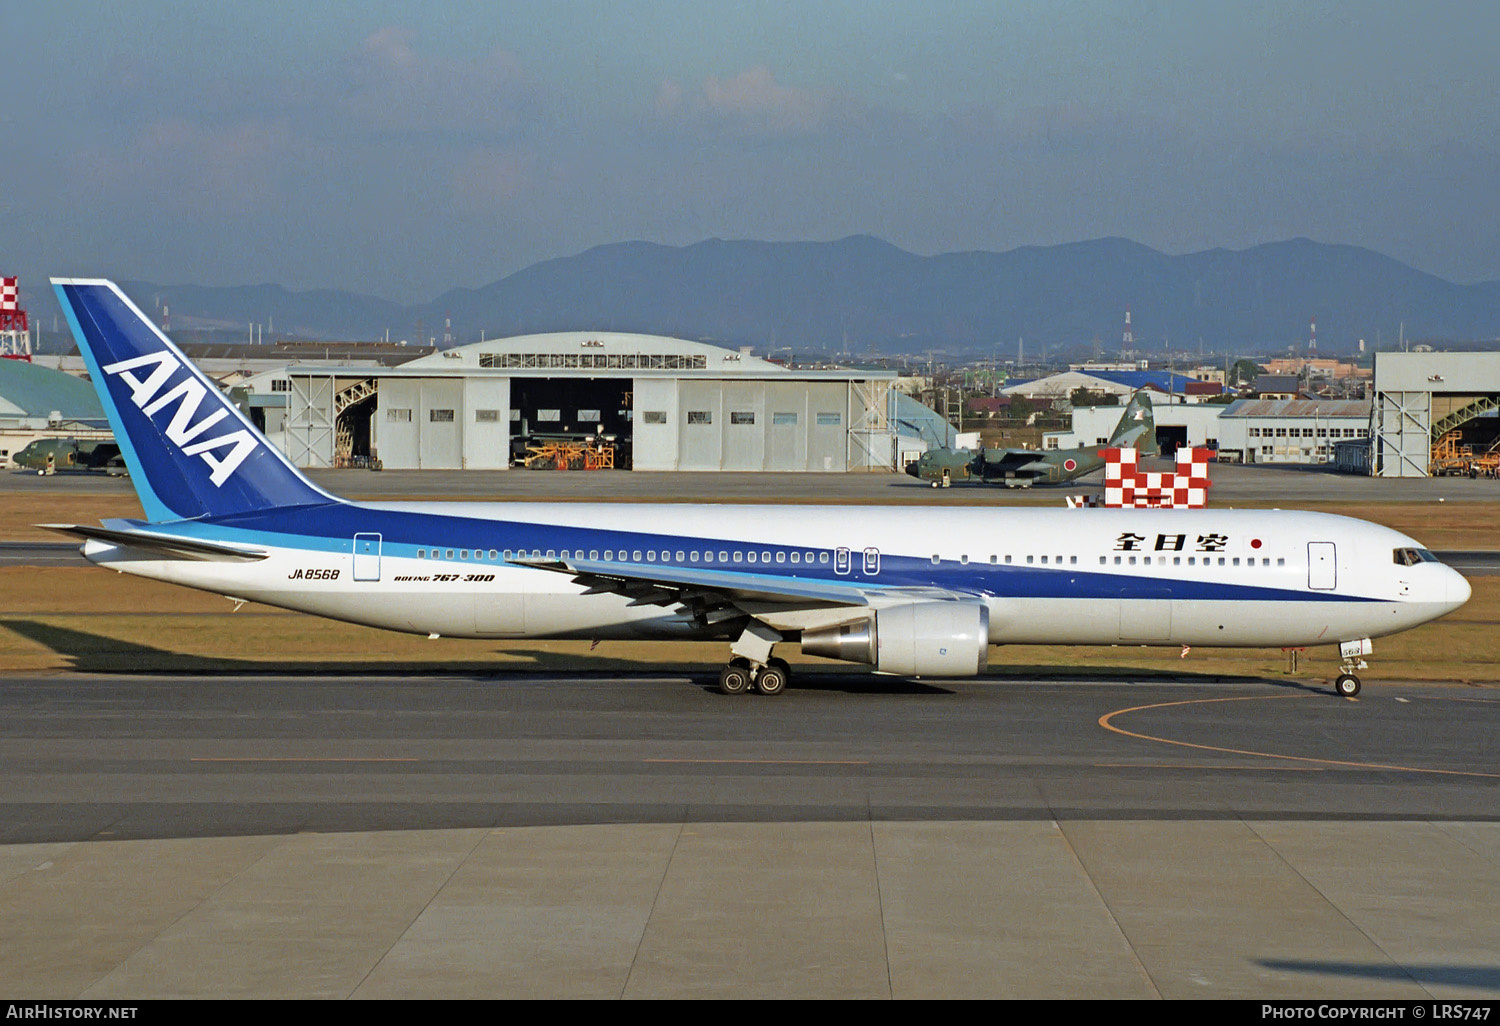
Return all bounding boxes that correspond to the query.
[1334,637,1372,697]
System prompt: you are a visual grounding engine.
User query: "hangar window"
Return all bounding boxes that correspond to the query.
[510,410,521,421]
[730,411,756,425]
[642,411,667,424]
[387,408,412,422]
[577,409,601,422]
[537,410,560,422]
[687,411,712,425]
[816,412,842,426]
[430,409,455,423]
[1249,428,1260,437]
[1275,428,1286,437]
[475,409,500,422]
[773,412,798,425]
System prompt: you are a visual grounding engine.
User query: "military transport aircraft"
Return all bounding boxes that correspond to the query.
[12,437,123,474]
[907,390,1158,487]
[43,279,1467,699]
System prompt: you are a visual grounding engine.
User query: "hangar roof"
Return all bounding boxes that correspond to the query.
[0,358,105,422]
[1219,399,1371,418]
[403,331,783,374]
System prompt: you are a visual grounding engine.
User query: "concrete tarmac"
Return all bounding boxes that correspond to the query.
[1,673,1498,999]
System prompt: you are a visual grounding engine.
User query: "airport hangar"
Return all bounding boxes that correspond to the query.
[0,357,108,468]
[267,331,928,472]
[1369,351,1500,477]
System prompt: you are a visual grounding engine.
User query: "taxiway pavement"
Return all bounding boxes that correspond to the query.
[1,673,1497,999]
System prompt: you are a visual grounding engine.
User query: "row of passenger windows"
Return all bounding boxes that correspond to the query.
[413,547,1284,569]
[416,547,833,565]
[932,553,1285,567]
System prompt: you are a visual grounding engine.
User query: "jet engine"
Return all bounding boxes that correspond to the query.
[800,601,989,677]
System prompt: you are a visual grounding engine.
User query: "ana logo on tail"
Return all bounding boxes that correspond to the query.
[102,350,258,486]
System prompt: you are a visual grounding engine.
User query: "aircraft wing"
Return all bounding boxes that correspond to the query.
[981,449,1049,474]
[512,555,972,624]
[40,523,270,562]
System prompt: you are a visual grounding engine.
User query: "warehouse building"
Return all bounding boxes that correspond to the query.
[275,331,908,471]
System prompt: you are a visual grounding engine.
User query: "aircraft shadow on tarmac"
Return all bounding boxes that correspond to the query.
[1258,960,1500,991]
[2,618,1317,693]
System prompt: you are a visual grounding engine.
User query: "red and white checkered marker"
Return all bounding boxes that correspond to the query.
[1098,447,1214,508]
[0,278,17,311]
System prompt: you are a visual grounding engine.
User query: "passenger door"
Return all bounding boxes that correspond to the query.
[353,533,382,582]
[1308,542,1336,591]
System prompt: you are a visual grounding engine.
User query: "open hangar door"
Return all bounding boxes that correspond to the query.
[1156,425,1188,455]
[509,377,634,468]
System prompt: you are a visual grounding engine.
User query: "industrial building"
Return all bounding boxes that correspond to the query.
[1370,352,1500,477]
[1044,393,1372,465]
[272,331,917,472]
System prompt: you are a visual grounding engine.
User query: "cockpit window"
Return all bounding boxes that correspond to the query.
[1393,547,1439,566]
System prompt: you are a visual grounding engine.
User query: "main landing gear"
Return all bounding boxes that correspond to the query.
[1334,637,1373,698]
[718,656,791,696]
[717,622,791,696]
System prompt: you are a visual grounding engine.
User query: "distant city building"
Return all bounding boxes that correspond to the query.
[1251,374,1303,399]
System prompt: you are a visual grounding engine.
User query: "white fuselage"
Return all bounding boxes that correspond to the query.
[83,502,1470,652]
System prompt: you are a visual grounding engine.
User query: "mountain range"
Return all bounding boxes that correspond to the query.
[62,236,1500,356]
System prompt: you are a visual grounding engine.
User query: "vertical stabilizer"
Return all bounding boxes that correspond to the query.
[52,278,336,522]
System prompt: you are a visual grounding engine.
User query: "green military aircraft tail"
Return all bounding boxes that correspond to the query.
[907,390,1158,487]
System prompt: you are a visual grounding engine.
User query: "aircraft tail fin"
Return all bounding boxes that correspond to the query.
[52,279,337,523]
[1108,390,1159,455]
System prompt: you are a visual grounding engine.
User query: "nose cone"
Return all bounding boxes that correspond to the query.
[906,460,922,478]
[1446,567,1472,611]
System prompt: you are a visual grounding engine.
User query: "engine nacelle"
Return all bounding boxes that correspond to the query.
[801,601,989,677]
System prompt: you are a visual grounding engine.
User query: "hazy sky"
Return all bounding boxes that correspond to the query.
[5,1,1498,298]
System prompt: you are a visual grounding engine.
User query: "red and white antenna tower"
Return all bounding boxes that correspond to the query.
[0,276,31,358]
[1308,315,1317,354]
[161,303,170,334]
[443,314,453,348]
[1122,305,1134,349]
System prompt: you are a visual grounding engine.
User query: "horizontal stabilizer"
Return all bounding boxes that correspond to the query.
[39,523,269,562]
